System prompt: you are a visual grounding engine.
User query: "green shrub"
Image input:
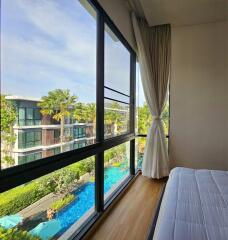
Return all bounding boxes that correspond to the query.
[0,227,41,240]
[50,194,75,212]
[0,181,51,217]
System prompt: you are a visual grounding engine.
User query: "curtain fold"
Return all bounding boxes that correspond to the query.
[132,13,171,179]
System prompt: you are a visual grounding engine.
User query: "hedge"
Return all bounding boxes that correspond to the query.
[0,181,51,217]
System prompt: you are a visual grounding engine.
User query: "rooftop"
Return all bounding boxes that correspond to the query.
[5,95,41,102]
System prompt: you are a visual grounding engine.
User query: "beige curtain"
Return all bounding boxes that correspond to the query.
[132,13,171,178]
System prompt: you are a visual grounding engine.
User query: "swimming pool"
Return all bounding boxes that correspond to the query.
[56,165,128,233]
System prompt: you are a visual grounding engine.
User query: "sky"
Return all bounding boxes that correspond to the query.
[1,0,145,105]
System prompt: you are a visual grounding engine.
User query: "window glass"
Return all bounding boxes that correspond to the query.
[18,130,42,150]
[0,156,95,239]
[135,137,145,170]
[104,25,130,95]
[104,88,130,103]
[53,147,61,155]
[34,131,41,141]
[104,142,130,201]
[18,108,26,126]
[54,129,60,139]
[26,132,34,142]
[136,63,152,135]
[34,108,41,120]
[104,99,130,139]
[18,132,25,149]
[26,108,34,120]
[18,108,25,120]
[104,24,131,139]
[1,0,97,169]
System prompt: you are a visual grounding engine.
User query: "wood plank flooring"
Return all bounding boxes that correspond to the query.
[86,174,166,240]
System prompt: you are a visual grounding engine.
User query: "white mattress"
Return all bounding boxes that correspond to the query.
[153,167,228,240]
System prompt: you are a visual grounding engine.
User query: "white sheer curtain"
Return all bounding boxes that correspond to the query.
[132,13,171,179]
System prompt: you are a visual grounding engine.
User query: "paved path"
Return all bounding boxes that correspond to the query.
[19,192,63,220]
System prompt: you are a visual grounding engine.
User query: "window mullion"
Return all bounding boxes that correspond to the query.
[95,10,104,213]
[130,53,136,175]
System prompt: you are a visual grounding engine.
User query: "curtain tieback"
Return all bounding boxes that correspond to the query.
[153,116,161,120]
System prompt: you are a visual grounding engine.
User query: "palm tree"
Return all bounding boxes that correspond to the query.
[38,89,77,152]
[74,103,87,123]
[85,103,96,135]
[74,103,96,136]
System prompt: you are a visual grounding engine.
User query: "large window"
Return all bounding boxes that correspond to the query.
[18,108,41,126]
[18,130,42,149]
[0,1,137,239]
[1,0,97,169]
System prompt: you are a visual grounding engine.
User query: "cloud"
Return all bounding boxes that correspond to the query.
[1,0,134,104]
[1,0,96,102]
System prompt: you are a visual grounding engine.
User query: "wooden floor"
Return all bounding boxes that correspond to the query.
[86,174,166,240]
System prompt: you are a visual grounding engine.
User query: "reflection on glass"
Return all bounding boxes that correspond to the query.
[0,157,95,239]
[104,99,130,139]
[104,24,130,95]
[104,142,130,200]
[135,137,145,170]
[1,0,97,169]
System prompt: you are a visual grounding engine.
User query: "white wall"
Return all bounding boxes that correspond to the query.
[97,0,136,51]
[170,21,228,170]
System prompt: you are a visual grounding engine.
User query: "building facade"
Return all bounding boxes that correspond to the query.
[3,96,95,168]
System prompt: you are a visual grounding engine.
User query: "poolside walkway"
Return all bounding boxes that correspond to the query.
[19,193,64,220]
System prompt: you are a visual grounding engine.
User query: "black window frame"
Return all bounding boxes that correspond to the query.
[0,0,137,238]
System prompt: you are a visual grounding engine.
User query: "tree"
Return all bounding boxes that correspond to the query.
[0,95,17,167]
[74,103,96,136]
[161,103,169,135]
[137,102,152,134]
[85,103,96,135]
[105,102,123,135]
[38,89,77,152]
[78,157,94,174]
[74,103,87,123]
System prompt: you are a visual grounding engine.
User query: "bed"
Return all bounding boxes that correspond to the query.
[150,167,228,240]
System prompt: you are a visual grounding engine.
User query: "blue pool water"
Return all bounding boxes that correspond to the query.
[56,166,128,233]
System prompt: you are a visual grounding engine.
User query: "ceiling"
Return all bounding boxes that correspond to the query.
[137,0,228,26]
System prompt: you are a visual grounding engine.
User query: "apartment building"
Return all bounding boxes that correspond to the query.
[4,96,95,167]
